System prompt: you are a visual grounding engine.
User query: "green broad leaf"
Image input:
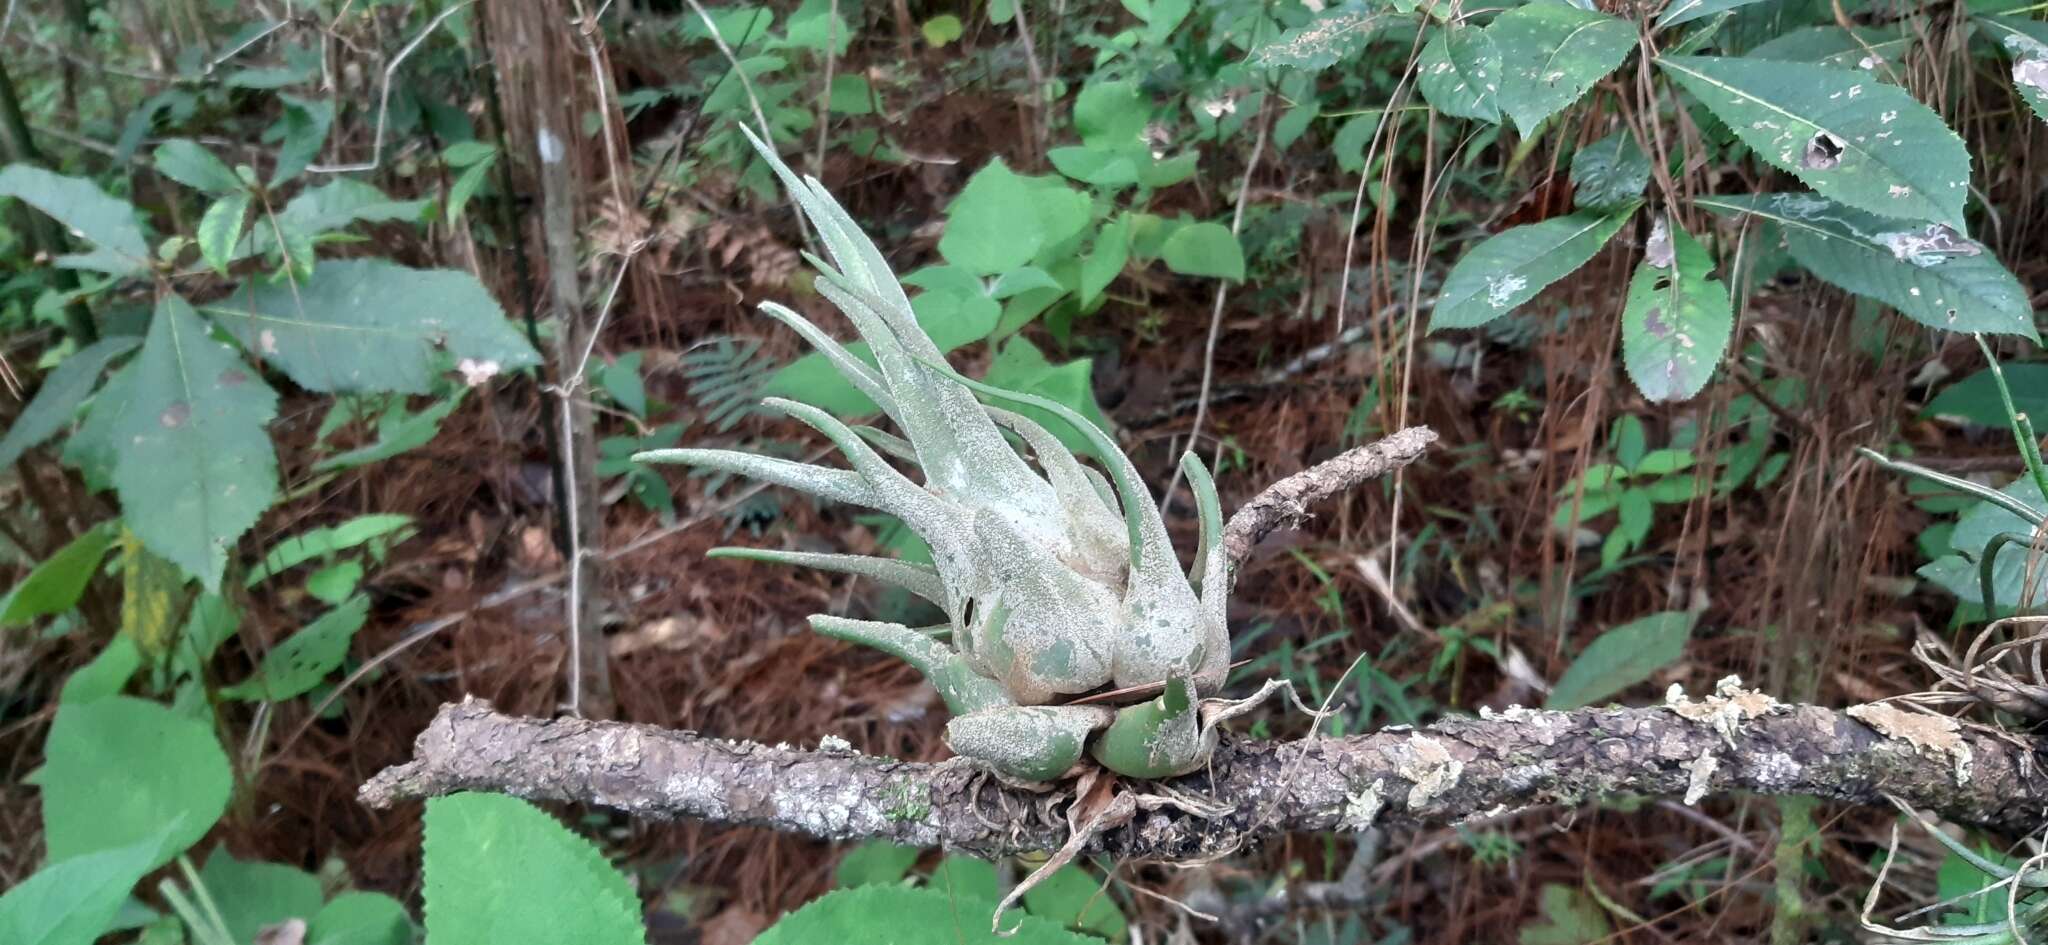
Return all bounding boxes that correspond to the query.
[1977,17,2048,125]
[40,695,230,868]
[312,392,465,473]
[981,336,1113,457]
[1745,25,1912,70]
[1331,111,1387,173]
[1614,488,1654,547]
[1022,865,1129,942]
[59,634,141,705]
[1925,364,2048,425]
[941,160,1046,275]
[1160,222,1245,281]
[208,259,540,394]
[197,192,252,275]
[1416,28,1504,123]
[829,75,877,115]
[1519,884,1614,945]
[446,155,496,223]
[1698,193,2034,338]
[0,827,175,945]
[1656,0,1770,28]
[271,93,335,185]
[921,14,963,47]
[221,595,370,702]
[112,295,280,590]
[1430,205,1637,330]
[928,856,1001,903]
[1079,217,1130,307]
[1073,80,1150,150]
[835,841,922,887]
[273,179,431,238]
[1657,55,1972,227]
[1571,130,1651,211]
[443,141,498,166]
[762,287,1000,417]
[1486,3,1635,135]
[597,350,648,418]
[756,885,1105,945]
[0,165,151,276]
[1049,146,1142,188]
[0,522,116,628]
[992,267,1064,299]
[0,335,141,469]
[197,849,325,945]
[422,793,646,945]
[1251,5,1386,70]
[154,140,243,195]
[1920,477,2047,611]
[305,560,364,604]
[1545,610,1696,709]
[307,892,412,945]
[1621,219,1733,402]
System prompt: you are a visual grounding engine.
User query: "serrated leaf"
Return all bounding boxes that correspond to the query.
[1622,219,1732,401]
[423,793,646,945]
[1657,55,1972,227]
[1571,130,1651,211]
[111,296,279,590]
[197,192,252,275]
[1746,25,1912,69]
[1431,205,1637,330]
[1545,610,1695,709]
[0,522,116,628]
[0,165,151,276]
[206,260,539,394]
[221,595,369,701]
[1657,0,1770,28]
[0,335,140,469]
[1252,4,1384,70]
[0,827,174,945]
[1699,193,2033,338]
[1977,17,2048,125]
[40,695,230,868]
[1487,3,1635,135]
[756,885,1104,944]
[1615,488,1654,546]
[153,140,243,194]
[1417,28,1503,122]
[1160,222,1245,280]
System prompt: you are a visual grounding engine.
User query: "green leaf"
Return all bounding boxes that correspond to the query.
[1920,477,2047,611]
[0,827,174,945]
[941,160,1046,275]
[835,841,922,887]
[1417,28,1504,123]
[307,892,412,945]
[1746,25,1912,70]
[1570,130,1650,211]
[422,793,646,945]
[1621,219,1733,402]
[1431,205,1637,330]
[1519,884,1614,945]
[921,14,963,46]
[981,336,1113,457]
[1657,55,1972,227]
[1023,865,1128,942]
[1698,193,2034,338]
[112,295,280,590]
[447,156,496,223]
[0,335,141,470]
[197,849,325,945]
[1486,3,1635,135]
[0,165,151,276]
[208,260,540,394]
[1656,0,1770,28]
[1160,222,1245,281]
[197,192,252,275]
[274,179,431,237]
[40,695,230,868]
[1074,80,1150,150]
[1926,364,2048,425]
[271,93,335,185]
[756,885,1105,944]
[1079,217,1129,307]
[248,514,415,586]
[311,393,465,472]
[1251,5,1386,70]
[1048,146,1142,188]
[153,140,243,195]
[305,560,363,604]
[443,141,498,166]
[1977,17,2048,125]
[928,856,1001,903]
[0,522,116,628]
[1545,611,1696,709]
[221,595,370,701]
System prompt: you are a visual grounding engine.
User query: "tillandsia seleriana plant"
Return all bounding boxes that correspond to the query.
[636,130,1304,782]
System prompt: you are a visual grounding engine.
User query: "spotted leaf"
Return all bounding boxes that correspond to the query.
[1430,204,1638,330]
[1621,218,1732,402]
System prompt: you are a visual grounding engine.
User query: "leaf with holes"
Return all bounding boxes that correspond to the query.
[1486,3,1635,135]
[1416,27,1503,123]
[206,259,539,394]
[1621,219,1732,402]
[1746,25,1913,70]
[1430,204,1638,330]
[1699,193,2033,339]
[1658,55,1972,227]
[1252,4,1386,71]
[0,165,150,276]
[1976,16,2048,125]
[221,595,369,701]
[110,295,279,590]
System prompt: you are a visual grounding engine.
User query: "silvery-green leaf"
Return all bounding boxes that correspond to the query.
[1621,219,1732,402]
[1656,0,1770,29]
[0,165,150,276]
[1746,24,1912,70]
[1658,55,1972,227]
[1416,28,1503,123]
[1571,130,1651,211]
[1700,193,2033,338]
[1251,3,1386,70]
[1486,2,1635,135]
[1975,16,2048,125]
[1431,204,1638,330]
[0,335,140,469]
[196,192,251,275]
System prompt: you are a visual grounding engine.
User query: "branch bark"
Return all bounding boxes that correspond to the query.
[363,695,2048,859]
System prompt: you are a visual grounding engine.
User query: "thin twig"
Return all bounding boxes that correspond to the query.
[308,1,475,173]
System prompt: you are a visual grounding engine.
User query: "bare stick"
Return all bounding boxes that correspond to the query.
[1217,425,1437,570]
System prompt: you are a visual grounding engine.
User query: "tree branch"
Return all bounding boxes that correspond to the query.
[1219,426,1438,570]
[363,694,2048,859]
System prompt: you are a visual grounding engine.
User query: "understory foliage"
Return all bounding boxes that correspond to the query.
[1,0,2046,942]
